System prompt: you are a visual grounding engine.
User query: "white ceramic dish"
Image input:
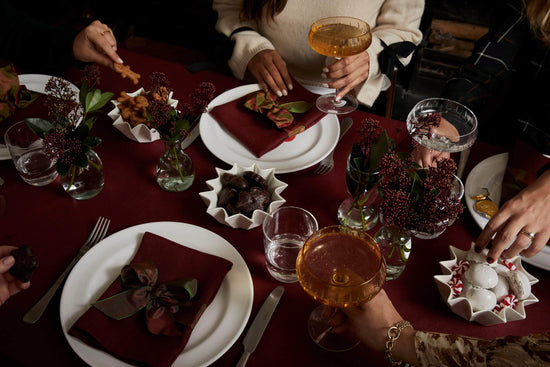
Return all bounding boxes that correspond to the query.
[60,222,253,367]
[199,163,287,230]
[199,84,340,173]
[108,88,177,143]
[465,153,550,271]
[0,74,79,161]
[434,244,538,326]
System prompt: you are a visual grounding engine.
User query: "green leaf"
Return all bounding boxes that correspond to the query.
[71,123,90,141]
[85,90,114,113]
[56,161,71,177]
[79,80,89,107]
[74,152,88,167]
[368,130,390,172]
[24,118,53,138]
[83,136,102,149]
[279,101,313,113]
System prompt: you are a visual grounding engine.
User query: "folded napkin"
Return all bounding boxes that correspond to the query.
[209,81,326,157]
[501,139,550,203]
[0,64,39,122]
[69,232,233,367]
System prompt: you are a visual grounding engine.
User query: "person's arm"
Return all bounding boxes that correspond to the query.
[212,0,292,96]
[476,169,550,261]
[0,246,30,306]
[343,0,424,107]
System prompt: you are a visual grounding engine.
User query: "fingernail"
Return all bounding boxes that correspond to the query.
[321,73,327,79]
[323,68,329,73]
[322,83,329,88]
[474,245,482,253]
[2,256,14,265]
[487,257,495,264]
[276,90,283,97]
[288,84,293,91]
[282,89,288,96]
[117,57,124,64]
[334,96,341,102]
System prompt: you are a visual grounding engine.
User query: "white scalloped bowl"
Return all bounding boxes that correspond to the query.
[199,163,288,230]
[108,88,178,143]
[434,244,539,326]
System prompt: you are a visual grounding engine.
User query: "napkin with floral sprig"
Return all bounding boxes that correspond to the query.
[0,64,39,122]
[209,80,326,157]
[501,139,550,203]
[69,232,233,367]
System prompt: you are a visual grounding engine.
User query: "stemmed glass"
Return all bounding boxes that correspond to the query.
[406,98,478,153]
[296,225,386,351]
[308,16,372,114]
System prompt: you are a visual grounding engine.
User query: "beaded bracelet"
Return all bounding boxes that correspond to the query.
[384,320,413,366]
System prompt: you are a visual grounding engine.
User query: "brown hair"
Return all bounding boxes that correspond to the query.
[524,0,550,44]
[240,0,287,22]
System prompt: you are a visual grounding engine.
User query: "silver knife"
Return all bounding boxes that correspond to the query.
[236,286,285,367]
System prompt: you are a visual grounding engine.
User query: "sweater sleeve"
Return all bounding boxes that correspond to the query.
[213,0,275,80]
[0,0,78,73]
[415,330,550,367]
[356,0,425,106]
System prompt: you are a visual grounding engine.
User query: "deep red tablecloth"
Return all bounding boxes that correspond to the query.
[1,49,549,367]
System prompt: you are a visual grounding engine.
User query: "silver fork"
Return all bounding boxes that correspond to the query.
[23,216,110,324]
[313,117,354,175]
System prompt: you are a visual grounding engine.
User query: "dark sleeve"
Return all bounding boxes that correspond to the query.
[440,0,530,113]
[0,0,80,72]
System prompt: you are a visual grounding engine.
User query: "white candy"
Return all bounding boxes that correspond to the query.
[490,275,510,302]
[506,270,532,300]
[494,263,511,275]
[463,263,499,289]
[463,286,497,312]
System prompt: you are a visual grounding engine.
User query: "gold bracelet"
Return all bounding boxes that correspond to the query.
[385,320,413,366]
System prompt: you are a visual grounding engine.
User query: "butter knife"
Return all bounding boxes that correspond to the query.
[236,286,284,367]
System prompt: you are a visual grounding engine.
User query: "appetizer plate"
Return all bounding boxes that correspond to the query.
[199,84,340,173]
[0,74,78,160]
[60,222,253,367]
[465,153,550,271]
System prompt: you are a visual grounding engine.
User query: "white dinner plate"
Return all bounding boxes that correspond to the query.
[60,222,254,367]
[199,84,340,173]
[0,75,79,161]
[465,153,550,271]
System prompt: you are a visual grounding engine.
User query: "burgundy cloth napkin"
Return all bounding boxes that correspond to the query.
[69,232,233,367]
[501,139,550,203]
[209,82,326,157]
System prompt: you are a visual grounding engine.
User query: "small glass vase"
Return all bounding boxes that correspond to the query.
[156,139,194,192]
[337,153,379,230]
[374,224,411,281]
[60,149,104,200]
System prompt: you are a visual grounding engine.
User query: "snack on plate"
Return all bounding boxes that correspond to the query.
[219,172,271,218]
[116,91,149,127]
[114,63,141,85]
[9,246,38,282]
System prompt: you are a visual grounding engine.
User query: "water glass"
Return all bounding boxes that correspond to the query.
[262,206,318,283]
[4,120,58,186]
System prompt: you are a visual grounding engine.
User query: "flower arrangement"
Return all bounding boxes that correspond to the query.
[146,73,215,145]
[25,65,113,179]
[377,152,463,234]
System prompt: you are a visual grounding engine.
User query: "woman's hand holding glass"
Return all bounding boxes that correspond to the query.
[322,51,370,102]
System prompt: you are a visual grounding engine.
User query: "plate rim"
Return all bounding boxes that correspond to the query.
[199,84,340,173]
[59,221,253,367]
[464,153,550,271]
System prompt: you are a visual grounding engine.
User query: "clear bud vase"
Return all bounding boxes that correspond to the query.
[374,224,411,281]
[60,149,104,200]
[156,139,195,192]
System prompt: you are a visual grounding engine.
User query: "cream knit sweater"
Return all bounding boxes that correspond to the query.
[213,0,424,107]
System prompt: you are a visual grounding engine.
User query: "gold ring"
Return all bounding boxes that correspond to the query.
[102,29,110,35]
[520,230,536,241]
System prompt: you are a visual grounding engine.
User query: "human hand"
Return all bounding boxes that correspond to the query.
[475,170,550,262]
[247,49,293,97]
[321,52,370,101]
[72,20,123,69]
[0,246,30,306]
[411,117,457,167]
